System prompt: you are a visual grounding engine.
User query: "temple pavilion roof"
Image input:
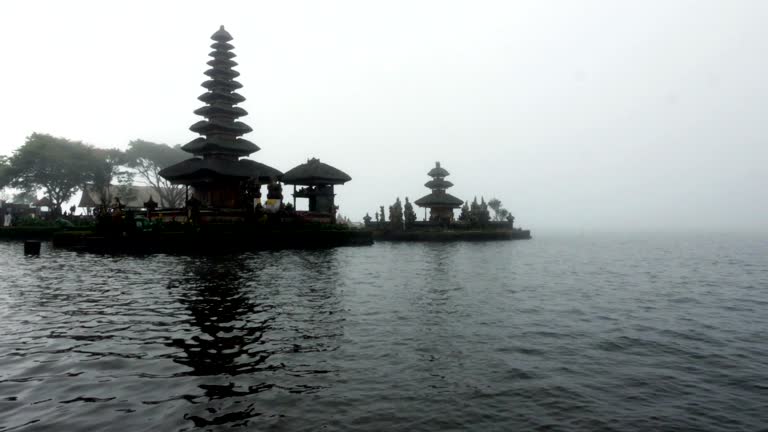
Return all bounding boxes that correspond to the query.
[281,158,351,185]
[182,137,260,157]
[427,162,450,178]
[414,192,464,208]
[159,158,282,184]
[424,178,454,190]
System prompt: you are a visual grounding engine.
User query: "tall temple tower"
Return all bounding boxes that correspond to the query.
[160,26,281,208]
[414,162,464,222]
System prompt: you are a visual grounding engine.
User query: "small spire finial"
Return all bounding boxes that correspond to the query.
[436,161,441,168]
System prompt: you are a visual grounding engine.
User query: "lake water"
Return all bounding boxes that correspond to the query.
[0,233,766,431]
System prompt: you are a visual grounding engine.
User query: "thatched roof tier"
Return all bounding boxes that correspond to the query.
[211,25,233,42]
[414,192,464,208]
[206,58,238,68]
[427,162,450,178]
[198,90,246,105]
[204,67,240,80]
[182,137,259,156]
[208,49,236,59]
[210,41,234,51]
[201,79,242,91]
[159,158,282,184]
[193,104,247,118]
[424,179,454,190]
[189,119,252,135]
[282,158,351,185]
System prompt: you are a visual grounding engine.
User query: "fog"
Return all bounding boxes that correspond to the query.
[2,0,767,231]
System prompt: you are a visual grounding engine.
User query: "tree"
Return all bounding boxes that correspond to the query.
[389,197,404,230]
[0,156,10,190]
[470,197,480,223]
[478,197,491,224]
[5,133,95,215]
[487,198,503,221]
[403,197,417,228]
[88,148,134,206]
[0,156,11,202]
[458,201,470,222]
[125,140,188,208]
[11,190,37,204]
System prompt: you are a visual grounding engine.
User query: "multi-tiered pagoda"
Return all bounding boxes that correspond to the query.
[160,26,281,208]
[414,162,464,222]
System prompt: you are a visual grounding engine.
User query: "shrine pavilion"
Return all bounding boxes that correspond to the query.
[159,26,281,208]
[282,158,351,220]
[414,162,464,222]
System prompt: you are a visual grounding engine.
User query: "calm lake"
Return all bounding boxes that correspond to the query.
[0,232,766,431]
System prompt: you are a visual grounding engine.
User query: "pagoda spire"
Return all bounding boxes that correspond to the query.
[424,161,454,192]
[181,25,259,159]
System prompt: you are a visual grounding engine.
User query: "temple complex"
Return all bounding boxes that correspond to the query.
[414,162,464,222]
[282,158,351,221]
[159,26,281,208]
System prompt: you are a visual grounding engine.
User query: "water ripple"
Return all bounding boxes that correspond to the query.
[0,233,767,430]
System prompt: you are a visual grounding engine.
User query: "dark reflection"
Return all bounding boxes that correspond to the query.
[163,250,345,429]
[167,255,277,378]
[284,250,345,357]
[163,255,276,427]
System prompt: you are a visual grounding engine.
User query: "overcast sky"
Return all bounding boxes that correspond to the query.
[2,1,767,231]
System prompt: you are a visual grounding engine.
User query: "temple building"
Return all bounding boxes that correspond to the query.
[159,26,281,208]
[282,158,351,218]
[414,162,464,222]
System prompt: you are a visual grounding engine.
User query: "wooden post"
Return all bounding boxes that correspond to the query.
[24,240,41,255]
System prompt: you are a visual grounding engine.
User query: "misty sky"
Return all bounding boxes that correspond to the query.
[2,1,767,231]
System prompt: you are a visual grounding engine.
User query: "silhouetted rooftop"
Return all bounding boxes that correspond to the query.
[159,158,282,183]
[414,192,463,208]
[282,158,351,185]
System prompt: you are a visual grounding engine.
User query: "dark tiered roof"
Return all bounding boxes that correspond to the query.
[415,161,463,208]
[160,158,282,183]
[428,162,450,178]
[160,26,281,185]
[424,178,454,190]
[282,158,352,185]
[414,192,464,208]
[179,25,256,158]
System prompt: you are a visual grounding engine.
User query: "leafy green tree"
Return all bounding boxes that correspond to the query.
[0,156,10,189]
[469,197,480,223]
[389,197,404,230]
[125,140,187,207]
[487,198,502,221]
[5,133,95,215]
[478,197,491,224]
[458,201,470,221]
[88,148,134,205]
[403,197,417,228]
[11,190,37,204]
[0,156,11,202]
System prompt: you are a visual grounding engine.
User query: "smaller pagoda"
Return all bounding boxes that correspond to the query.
[282,158,351,217]
[414,162,464,222]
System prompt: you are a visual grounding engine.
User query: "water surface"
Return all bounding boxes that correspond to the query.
[0,233,766,431]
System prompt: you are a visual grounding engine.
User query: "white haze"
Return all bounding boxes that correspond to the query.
[2,0,767,231]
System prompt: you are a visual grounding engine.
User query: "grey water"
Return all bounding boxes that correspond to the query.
[0,233,766,431]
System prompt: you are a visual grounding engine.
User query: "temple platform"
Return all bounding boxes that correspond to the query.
[370,228,531,242]
[52,225,373,254]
